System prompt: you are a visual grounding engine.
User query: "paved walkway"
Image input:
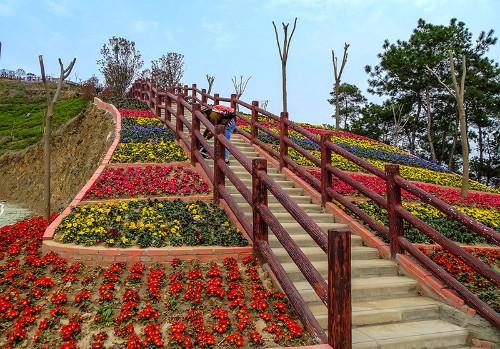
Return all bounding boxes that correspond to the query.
[0,202,32,228]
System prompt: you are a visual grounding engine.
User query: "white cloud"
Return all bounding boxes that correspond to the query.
[132,20,159,32]
[43,0,69,16]
[200,17,234,51]
[0,0,17,16]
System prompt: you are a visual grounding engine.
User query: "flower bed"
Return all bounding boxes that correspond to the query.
[0,217,314,348]
[55,199,248,248]
[83,165,209,200]
[111,141,187,163]
[419,246,500,312]
[351,200,499,244]
[236,122,500,194]
[305,170,500,210]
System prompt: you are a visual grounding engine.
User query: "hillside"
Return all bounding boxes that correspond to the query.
[0,103,115,216]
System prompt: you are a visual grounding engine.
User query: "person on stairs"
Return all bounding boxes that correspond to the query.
[199,105,236,164]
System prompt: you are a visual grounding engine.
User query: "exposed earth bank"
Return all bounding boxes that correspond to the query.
[0,103,115,222]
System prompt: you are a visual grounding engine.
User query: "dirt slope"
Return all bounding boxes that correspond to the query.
[0,103,115,216]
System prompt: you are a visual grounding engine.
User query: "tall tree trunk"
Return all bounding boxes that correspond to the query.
[410,97,422,155]
[273,18,297,113]
[282,63,287,112]
[448,112,459,171]
[39,55,76,220]
[43,104,53,220]
[477,124,484,182]
[425,87,437,163]
[332,43,349,131]
[448,51,469,196]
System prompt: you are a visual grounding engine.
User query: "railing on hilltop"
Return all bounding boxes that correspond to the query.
[129,79,350,346]
[128,79,500,334]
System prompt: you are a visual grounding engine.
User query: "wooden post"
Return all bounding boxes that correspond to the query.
[386,164,404,259]
[279,112,289,170]
[213,125,226,203]
[183,84,188,96]
[231,93,237,112]
[155,92,161,119]
[214,93,220,106]
[328,228,352,349]
[191,103,201,165]
[191,83,197,101]
[201,88,207,105]
[321,133,333,207]
[175,93,184,141]
[165,88,172,123]
[252,159,268,245]
[251,101,259,144]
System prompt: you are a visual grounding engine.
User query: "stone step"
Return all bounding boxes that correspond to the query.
[309,297,442,328]
[226,177,297,190]
[272,245,381,261]
[293,276,419,303]
[350,320,470,349]
[279,258,398,281]
[225,183,305,196]
[231,192,313,205]
[241,202,323,214]
[268,228,362,248]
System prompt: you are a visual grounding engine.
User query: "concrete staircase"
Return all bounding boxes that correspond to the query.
[168,107,474,348]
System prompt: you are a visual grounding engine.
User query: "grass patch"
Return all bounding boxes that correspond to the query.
[0,78,87,156]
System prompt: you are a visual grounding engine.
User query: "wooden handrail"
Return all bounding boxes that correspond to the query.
[128,79,500,334]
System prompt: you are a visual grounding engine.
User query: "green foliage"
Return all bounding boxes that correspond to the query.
[0,79,87,156]
[97,36,144,97]
[364,17,500,186]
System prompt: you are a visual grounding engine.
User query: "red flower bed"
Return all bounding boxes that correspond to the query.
[83,165,210,200]
[118,109,156,118]
[419,246,500,312]
[0,218,314,348]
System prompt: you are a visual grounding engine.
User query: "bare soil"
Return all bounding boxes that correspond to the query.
[0,103,116,217]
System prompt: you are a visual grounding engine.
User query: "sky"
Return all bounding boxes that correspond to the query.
[1,0,499,126]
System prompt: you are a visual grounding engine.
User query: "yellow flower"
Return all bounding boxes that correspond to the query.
[121,236,129,244]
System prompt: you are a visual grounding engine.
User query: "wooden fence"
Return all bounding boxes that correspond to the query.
[128,80,500,342]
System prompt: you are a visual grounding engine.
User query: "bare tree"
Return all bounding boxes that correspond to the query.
[273,18,297,112]
[151,52,185,89]
[332,43,350,130]
[206,74,215,95]
[231,75,251,111]
[39,55,76,220]
[259,100,269,110]
[391,104,410,148]
[96,36,143,97]
[426,50,469,196]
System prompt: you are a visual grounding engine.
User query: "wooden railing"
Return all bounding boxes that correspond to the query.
[129,80,352,347]
[128,79,500,337]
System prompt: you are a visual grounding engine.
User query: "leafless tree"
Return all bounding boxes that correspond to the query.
[232,75,251,111]
[260,100,269,110]
[426,50,469,196]
[39,55,76,220]
[273,18,297,112]
[206,74,215,95]
[391,104,410,148]
[151,52,185,89]
[332,43,350,130]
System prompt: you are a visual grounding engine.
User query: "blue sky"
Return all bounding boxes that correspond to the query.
[1,0,499,125]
